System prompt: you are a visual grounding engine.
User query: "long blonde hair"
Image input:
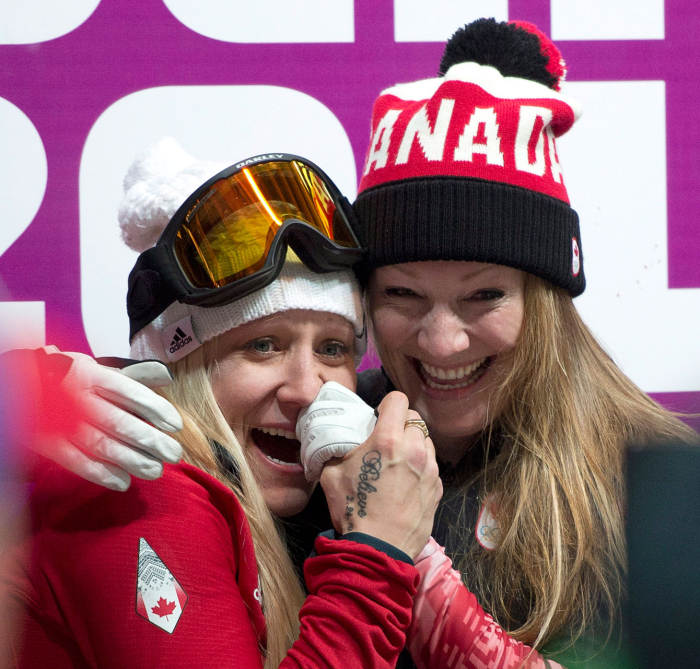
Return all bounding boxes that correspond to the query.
[163,343,305,668]
[457,274,697,648]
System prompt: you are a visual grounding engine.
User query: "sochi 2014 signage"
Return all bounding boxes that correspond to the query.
[0,0,699,416]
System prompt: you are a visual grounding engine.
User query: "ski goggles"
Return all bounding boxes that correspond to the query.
[127,154,365,339]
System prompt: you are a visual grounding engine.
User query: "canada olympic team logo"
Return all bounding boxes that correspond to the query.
[476,494,501,551]
[572,237,580,277]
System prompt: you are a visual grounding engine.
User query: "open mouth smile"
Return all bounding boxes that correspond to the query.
[251,427,301,467]
[414,356,492,390]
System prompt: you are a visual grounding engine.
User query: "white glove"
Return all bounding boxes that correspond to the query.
[296,381,377,481]
[20,347,183,491]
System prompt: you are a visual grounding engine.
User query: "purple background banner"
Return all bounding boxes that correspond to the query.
[1,0,699,421]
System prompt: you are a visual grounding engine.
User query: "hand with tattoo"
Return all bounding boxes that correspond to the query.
[320,392,442,559]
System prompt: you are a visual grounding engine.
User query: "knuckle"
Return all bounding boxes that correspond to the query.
[382,391,409,410]
[54,444,85,475]
[319,467,336,486]
[138,460,164,479]
[140,431,174,456]
[405,409,423,421]
[78,424,108,457]
[384,432,402,450]
[427,458,439,477]
[89,434,123,465]
[409,446,428,470]
[372,431,401,453]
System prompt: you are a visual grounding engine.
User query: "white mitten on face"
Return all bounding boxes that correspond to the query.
[296,381,377,481]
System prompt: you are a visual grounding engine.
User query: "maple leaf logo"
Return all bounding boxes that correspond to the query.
[151,597,177,620]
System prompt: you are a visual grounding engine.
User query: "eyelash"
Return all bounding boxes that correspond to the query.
[247,338,276,354]
[245,338,349,358]
[384,287,505,302]
[469,289,505,302]
[319,341,349,358]
[385,287,418,298]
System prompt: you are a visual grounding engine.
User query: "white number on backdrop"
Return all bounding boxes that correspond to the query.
[79,85,358,359]
[551,0,664,40]
[0,97,48,350]
[0,0,101,45]
[395,0,664,43]
[163,0,354,43]
[394,0,508,42]
[0,303,45,352]
[562,80,700,393]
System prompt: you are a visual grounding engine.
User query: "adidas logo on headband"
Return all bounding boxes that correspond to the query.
[161,317,199,362]
[170,327,192,350]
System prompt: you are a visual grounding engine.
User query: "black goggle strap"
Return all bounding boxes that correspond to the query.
[127,245,188,340]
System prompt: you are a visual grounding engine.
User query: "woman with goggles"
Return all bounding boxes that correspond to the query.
[1,137,441,669]
[8,18,699,669]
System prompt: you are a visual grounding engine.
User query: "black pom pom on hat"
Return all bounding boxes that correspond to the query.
[439,18,566,91]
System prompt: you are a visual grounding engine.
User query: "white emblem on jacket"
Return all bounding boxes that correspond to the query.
[476,495,501,551]
[136,538,188,633]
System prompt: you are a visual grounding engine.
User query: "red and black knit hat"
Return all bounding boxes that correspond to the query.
[354,19,584,295]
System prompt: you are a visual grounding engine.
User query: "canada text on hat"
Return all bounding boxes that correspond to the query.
[359,62,582,204]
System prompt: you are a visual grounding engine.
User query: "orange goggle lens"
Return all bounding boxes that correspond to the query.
[173,160,357,289]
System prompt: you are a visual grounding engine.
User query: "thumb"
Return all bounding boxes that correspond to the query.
[372,391,410,435]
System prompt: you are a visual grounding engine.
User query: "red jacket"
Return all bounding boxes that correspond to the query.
[2,462,418,668]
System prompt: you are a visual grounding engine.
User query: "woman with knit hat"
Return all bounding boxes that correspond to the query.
[338,17,697,663]
[1,140,442,668]
[8,18,696,668]
[297,16,698,667]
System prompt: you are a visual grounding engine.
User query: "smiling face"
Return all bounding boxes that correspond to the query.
[368,261,525,463]
[210,309,357,517]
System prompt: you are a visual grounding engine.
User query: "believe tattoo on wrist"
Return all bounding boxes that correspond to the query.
[356,450,382,518]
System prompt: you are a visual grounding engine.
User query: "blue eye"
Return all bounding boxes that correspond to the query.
[250,338,274,353]
[319,342,347,358]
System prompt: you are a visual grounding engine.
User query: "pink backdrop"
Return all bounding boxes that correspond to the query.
[1,0,699,424]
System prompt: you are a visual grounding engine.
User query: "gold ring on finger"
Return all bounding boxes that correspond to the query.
[404,419,429,439]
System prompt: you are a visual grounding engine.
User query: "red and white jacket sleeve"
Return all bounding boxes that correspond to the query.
[408,538,564,669]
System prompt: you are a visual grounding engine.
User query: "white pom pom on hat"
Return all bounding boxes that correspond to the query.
[119,138,229,253]
[118,138,365,364]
